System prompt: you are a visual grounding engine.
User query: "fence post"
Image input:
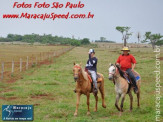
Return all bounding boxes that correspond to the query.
[48,53,50,60]
[40,53,42,62]
[12,59,14,74]
[20,58,22,72]
[1,62,4,81]
[53,52,56,57]
[36,57,37,65]
[26,56,29,70]
[31,55,33,66]
[42,52,44,61]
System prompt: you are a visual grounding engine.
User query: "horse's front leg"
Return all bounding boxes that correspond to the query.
[74,93,81,116]
[120,93,126,112]
[115,93,121,111]
[86,92,90,115]
[94,94,98,112]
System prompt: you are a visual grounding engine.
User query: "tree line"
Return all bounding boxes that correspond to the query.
[116,26,163,49]
[0,34,90,46]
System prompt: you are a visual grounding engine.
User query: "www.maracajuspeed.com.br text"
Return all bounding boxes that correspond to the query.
[3,12,94,20]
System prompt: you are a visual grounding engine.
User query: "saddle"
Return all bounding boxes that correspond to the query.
[85,69,103,83]
[123,70,140,84]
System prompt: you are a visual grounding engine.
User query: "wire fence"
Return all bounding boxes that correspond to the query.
[0,46,74,83]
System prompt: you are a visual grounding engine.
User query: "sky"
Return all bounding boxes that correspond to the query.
[0,0,163,43]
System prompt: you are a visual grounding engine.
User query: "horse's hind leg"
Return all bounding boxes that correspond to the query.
[128,92,133,111]
[86,93,90,115]
[94,94,98,112]
[99,83,106,108]
[74,93,81,116]
[137,91,140,107]
[115,93,121,111]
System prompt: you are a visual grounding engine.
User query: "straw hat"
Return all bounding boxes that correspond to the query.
[121,47,130,51]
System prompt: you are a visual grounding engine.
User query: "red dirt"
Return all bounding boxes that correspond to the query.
[159,57,163,60]
[31,93,55,100]
[34,103,40,106]
[0,88,14,93]
[0,96,17,101]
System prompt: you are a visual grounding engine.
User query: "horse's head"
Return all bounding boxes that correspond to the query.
[108,63,116,80]
[108,63,121,80]
[73,62,82,82]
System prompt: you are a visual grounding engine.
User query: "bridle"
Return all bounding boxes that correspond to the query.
[73,65,82,80]
[109,65,118,85]
[109,65,116,76]
[73,65,90,90]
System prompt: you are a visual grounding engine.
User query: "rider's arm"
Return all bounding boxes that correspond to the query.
[131,55,136,71]
[89,54,96,64]
[132,63,136,71]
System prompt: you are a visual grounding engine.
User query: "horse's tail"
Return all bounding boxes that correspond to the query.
[98,73,106,108]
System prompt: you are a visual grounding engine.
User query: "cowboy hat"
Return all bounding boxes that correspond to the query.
[121,47,130,51]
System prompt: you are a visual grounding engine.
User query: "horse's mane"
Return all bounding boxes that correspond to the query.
[116,65,125,79]
[75,64,88,81]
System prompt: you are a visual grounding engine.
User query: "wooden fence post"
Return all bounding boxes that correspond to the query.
[40,53,42,62]
[12,59,14,74]
[20,58,22,72]
[26,56,29,70]
[36,57,37,65]
[31,55,33,66]
[1,62,4,81]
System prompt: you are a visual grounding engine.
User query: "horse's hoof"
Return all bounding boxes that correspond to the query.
[73,89,76,93]
[87,111,90,115]
[119,112,122,116]
[102,104,106,108]
[74,113,77,116]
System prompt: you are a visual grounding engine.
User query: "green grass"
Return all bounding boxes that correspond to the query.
[0,46,163,122]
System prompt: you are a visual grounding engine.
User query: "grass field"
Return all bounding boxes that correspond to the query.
[0,46,163,122]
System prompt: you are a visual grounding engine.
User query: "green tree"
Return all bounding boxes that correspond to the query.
[81,38,90,45]
[116,26,132,46]
[100,37,106,41]
[142,32,163,49]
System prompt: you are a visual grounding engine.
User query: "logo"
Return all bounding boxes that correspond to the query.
[2,105,33,121]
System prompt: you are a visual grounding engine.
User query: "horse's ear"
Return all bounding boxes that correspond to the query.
[115,63,121,68]
[74,62,76,65]
[110,63,113,66]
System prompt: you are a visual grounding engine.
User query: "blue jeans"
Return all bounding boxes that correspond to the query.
[126,68,137,88]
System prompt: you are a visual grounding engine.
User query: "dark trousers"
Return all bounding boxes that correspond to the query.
[126,68,138,88]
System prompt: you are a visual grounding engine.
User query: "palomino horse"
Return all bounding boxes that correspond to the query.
[108,64,141,115]
[73,63,106,116]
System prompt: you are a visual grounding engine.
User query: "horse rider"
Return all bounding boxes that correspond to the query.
[116,47,138,94]
[85,49,98,94]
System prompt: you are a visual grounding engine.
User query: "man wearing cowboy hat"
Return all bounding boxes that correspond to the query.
[116,47,138,93]
[85,49,98,94]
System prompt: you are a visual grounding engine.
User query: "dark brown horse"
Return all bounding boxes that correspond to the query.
[73,63,106,116]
